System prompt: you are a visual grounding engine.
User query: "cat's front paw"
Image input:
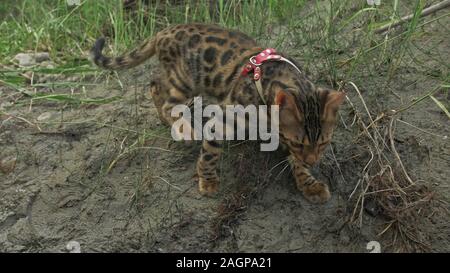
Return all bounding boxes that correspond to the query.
[198,177,219,197]
[301,181,331,204]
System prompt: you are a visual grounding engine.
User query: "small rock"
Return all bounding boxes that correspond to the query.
[0,156,17,174]
[14,52,50,67]
[14,53,35,66]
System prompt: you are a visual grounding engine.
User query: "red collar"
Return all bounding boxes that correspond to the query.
[241,48,282,81]
[240,48,303,104]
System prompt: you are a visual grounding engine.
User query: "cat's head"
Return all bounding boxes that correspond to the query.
[274,87,345,166]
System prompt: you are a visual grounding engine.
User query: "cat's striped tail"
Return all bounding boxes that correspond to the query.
[90,36,157,70]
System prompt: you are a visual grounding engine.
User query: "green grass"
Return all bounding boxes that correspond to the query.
[0,0,448,107]
[0,0,300,62]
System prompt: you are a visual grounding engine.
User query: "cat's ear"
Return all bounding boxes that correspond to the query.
[274,89,299,111]
[274,89,288,106]
[274,89,302,137]
[323,90,346,120]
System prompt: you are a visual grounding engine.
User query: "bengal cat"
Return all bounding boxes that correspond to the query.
[90,23,345,204]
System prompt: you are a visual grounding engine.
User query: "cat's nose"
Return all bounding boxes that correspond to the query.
[305,154,318,166]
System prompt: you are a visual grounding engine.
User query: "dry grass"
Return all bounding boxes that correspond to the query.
[209,150,272,243]
[344,81,448,252]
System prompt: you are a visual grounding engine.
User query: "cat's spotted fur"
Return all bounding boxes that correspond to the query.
[91,23,345,204]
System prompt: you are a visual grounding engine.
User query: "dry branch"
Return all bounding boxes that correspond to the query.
[375,0,450,34]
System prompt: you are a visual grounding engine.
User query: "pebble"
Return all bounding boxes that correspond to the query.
[14,52,50,67]
[0,157,17,174]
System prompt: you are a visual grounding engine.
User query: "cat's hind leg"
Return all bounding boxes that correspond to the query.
[149,78,171,125]
[150,76,196,140]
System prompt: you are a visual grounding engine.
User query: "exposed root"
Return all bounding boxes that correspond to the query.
[345,81,448,252]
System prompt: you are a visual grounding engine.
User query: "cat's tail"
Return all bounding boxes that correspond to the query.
[90,36,157,70]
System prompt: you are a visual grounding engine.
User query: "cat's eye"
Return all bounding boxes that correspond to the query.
[318,141,330,149]
[292,142,304,149]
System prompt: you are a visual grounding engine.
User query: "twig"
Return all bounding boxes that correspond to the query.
[396,119,447,140]
[393,85,442,114]
[348,82,389,153]
[375,0,450,34]
[330,144,347,186]
[153,176,182,191]
[349,147,374,200]
[388,118,415,186]
[0,110,42,131]
[348,82,374,124]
